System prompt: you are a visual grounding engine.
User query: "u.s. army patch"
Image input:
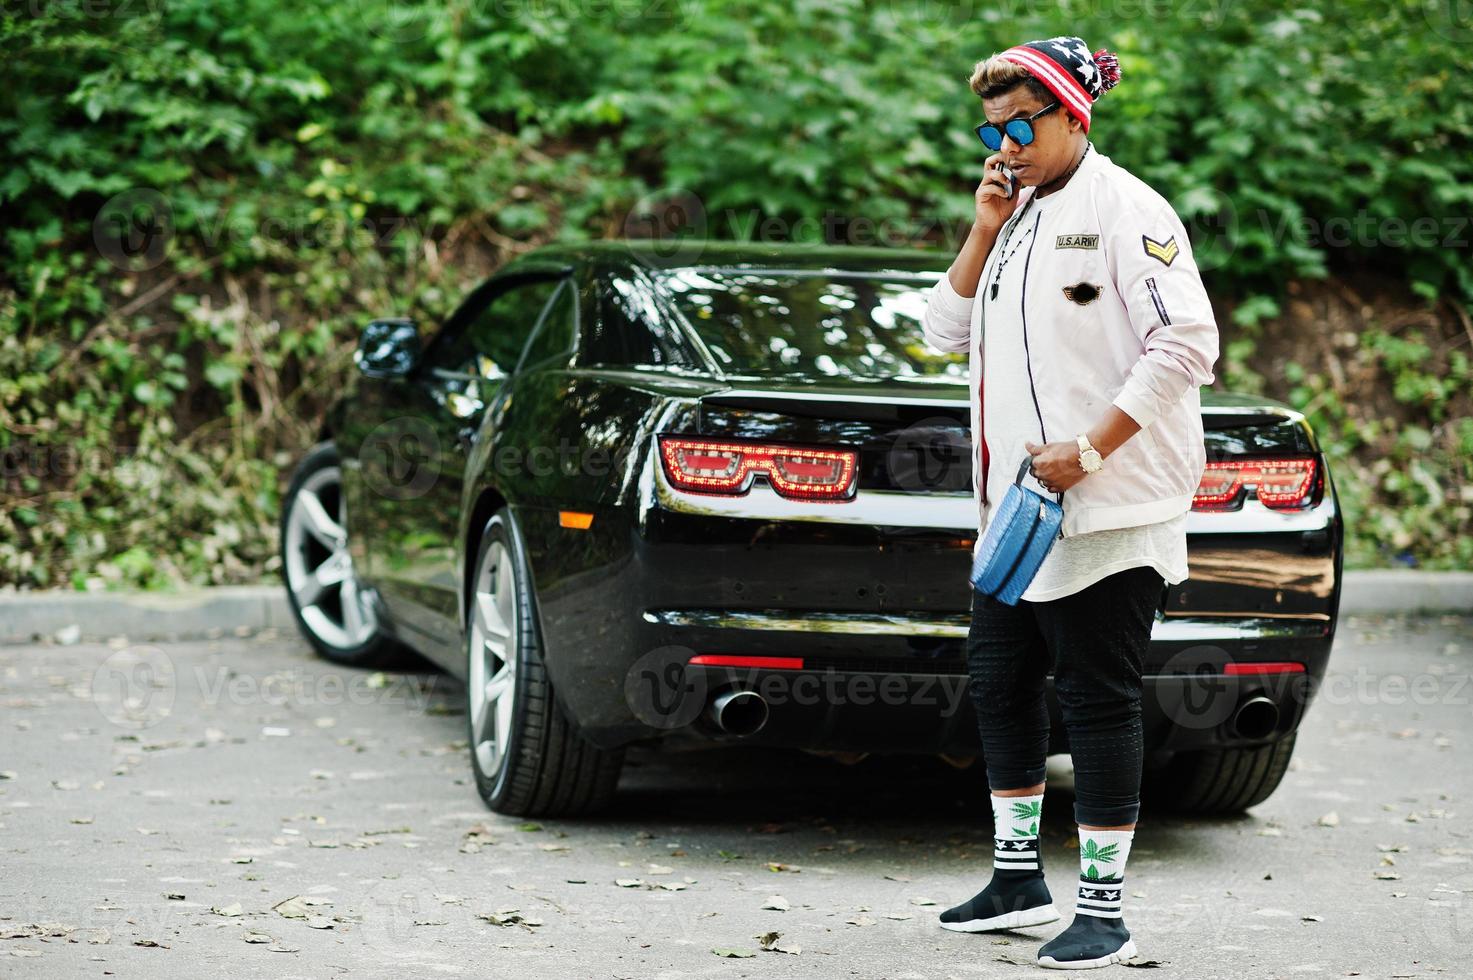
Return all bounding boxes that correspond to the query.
[1142,234,1179,266]
[1056,234,1099,249]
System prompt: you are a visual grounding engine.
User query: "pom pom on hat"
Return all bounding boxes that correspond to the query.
[1092,49,1122,91]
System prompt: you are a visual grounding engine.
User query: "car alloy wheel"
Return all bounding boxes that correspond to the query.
[468,536,518,780]
[283,460,378,652]
[464,508,624,816]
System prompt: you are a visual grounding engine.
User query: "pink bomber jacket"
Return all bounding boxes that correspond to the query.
[921,145,1220,539]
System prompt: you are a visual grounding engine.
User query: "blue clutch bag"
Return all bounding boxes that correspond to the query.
[970,455,1064,605]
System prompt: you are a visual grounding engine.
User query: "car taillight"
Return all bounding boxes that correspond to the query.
[1193,456,1317,510]
[658,435,858,501]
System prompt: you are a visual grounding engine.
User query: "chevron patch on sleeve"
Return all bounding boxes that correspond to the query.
[1142,234,1179,266]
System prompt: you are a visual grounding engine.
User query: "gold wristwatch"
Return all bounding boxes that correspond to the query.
[1076,434,1103,473]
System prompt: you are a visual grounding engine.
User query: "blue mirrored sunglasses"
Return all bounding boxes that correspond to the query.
[975,100,1061,151]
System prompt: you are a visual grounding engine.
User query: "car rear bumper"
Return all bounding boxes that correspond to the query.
[627,608,1327,753]
[536,563,1333,754]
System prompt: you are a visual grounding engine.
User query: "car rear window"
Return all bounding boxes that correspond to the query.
[655,269,966,379]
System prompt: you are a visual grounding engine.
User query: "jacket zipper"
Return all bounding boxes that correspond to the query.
[977,199,1036,512]
[1017,208,1067,540]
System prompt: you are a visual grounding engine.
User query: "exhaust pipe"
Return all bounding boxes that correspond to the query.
[705,689,769,737]
[1228,695,1279,740]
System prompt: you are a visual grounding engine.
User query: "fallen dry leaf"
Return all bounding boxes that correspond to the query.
[757,931,801,955]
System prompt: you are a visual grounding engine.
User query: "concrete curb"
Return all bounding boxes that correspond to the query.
[1337,570,1473,618]
[0,586,296,645]
[1,571,1469,645]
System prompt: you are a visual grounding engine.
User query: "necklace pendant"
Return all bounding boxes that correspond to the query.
[990,281,999,301]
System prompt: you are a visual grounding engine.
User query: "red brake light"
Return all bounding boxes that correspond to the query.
[1193,457,1317,510]
[1223,661,1305,675]
[658,435,858,501]
[688,654,805,670]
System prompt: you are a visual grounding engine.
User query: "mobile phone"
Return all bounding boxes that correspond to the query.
[992,159,1017,200]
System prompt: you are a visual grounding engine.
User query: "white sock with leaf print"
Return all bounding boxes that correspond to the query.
[1075,827,1134,918]
[1035,827,1137,966]
[991,792,1044,873]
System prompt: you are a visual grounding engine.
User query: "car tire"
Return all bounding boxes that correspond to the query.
[466,506,624,817]
[1143,731,1298,815]
[280,441,406,668]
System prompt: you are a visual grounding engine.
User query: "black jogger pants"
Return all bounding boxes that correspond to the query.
[965,564,1165,827]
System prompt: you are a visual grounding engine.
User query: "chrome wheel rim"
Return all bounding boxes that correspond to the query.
[469,538,517,776]
[284,466,377,649]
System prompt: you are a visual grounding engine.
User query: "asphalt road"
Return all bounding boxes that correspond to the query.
[1,613,1470,979]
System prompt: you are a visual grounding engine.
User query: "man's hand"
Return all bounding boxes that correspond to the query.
[1023,408,1144,493]
[1023,439,1086,494]
[975,152,1023,236]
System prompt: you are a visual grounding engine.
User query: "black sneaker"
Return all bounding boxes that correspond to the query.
[938,867,1061,933]
[1036,904,1136,969]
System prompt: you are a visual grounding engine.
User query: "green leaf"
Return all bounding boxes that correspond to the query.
[204,360,242,389]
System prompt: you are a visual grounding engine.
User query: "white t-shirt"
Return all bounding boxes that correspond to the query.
[979,184,1189,602]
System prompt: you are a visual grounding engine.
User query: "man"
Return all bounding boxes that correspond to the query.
[920,36,1220,969]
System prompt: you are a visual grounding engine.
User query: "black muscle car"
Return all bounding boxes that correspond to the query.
[279,240,1343,817]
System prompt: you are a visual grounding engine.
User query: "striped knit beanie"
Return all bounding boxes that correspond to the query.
[997,36,1122,134]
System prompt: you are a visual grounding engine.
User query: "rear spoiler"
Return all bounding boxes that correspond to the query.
[700,387,969,423]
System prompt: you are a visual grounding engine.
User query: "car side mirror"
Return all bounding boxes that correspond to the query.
[355,318,421,378]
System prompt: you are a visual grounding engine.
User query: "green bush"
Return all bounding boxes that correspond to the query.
[2,0,1470,587]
